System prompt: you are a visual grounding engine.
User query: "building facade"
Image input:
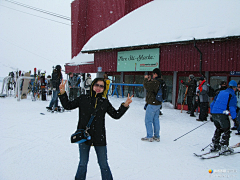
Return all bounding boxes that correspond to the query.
[68,0,240,109]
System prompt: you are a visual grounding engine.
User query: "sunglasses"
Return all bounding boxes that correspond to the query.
[94,83,104,89]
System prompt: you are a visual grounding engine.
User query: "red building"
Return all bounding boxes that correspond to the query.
[67,0,240,109]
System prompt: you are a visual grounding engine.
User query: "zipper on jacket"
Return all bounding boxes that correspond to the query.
[94,96,98,109]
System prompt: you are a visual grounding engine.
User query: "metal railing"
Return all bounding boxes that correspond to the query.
[108,83,143,98]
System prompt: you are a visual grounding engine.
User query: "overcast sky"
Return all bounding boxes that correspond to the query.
[0,0,71,77]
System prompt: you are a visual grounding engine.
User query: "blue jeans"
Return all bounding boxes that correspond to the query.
[75,143,113,180]
[49,90,59,108]
[145,104,161,138]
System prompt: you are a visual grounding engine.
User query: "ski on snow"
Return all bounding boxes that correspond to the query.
[200,151,240,159]
[194,143,240,159]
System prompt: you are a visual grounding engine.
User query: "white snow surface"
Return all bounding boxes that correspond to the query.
[1,88,240,179]
[82,0,240,52]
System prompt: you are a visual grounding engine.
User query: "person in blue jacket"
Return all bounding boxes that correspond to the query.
[210,80,238,154]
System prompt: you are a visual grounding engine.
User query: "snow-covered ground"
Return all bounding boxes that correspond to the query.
[1,85,240,180]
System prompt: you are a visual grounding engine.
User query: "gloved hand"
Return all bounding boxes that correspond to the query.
[181,80,184,84]
[223,110,230,115]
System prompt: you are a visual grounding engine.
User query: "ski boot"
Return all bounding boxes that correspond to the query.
[210,144,221,152]
[219,145,234,155]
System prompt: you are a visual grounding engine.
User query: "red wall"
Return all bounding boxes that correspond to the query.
[71,0,153,58]
[66,38,240,74]
[160,38,240,72]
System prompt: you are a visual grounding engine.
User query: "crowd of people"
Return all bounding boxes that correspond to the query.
[46,65,113,112]
[181,75,240,155]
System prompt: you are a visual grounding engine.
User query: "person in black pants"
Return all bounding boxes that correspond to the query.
[190,90,200,117]
[196,77,209,121]
[181,74,197,114]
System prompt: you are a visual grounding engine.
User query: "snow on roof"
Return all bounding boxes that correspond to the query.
[82,0,240,52]
[67,53,94,66]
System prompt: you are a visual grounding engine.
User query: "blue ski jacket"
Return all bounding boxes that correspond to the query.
[210,88,237,119]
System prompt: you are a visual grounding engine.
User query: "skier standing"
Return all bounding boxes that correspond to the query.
[46,65,62,111]
[58,78,133,180]
[210,80,238,154]
[214,80,227,97]
[181,74,197,114]
[68,72,80,101]
[196,77,209,121]
[189,85,200,117]
[84,74,92,95]
[231,80,240,134]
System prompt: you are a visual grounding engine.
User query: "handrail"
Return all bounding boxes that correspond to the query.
[108,83,143,98]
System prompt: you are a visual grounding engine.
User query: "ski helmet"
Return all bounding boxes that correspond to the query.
[228,80,237,87]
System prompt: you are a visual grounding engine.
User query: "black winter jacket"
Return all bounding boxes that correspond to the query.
[51,70,62,90]
[58,80,129,146]
[182,79,197,96]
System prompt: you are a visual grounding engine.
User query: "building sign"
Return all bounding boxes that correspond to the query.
[230,71,240,76]
[117,48,159,72]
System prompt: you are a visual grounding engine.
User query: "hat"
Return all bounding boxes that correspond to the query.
[87,73,91,77]
[189,74,194,79]
[55,65,61,70]
[220,80,227,86]
[199,77,204,81]
[228,80,237,87]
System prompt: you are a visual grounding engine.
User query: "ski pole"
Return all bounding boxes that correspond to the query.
[173,121,209,141]
[201,142,212,151]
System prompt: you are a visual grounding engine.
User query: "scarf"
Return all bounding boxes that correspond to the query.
[198,80,206,92]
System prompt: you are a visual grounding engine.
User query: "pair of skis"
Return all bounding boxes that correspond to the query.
[194,143,240,159]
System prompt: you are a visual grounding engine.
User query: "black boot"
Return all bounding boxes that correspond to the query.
[210,144,221,152]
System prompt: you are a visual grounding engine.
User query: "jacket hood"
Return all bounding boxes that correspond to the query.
[90,78,108,98]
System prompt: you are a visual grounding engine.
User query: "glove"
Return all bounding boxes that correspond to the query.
[181,80,184,84]
[223,110,230,115]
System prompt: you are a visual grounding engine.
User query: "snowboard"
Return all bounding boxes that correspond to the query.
[21,72,31,99]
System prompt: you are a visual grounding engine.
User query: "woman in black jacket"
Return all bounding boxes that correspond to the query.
[58,78,133,180]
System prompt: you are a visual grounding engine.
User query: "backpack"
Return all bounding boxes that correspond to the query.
[84,79,90,88]
[207,84,215,97]
[156,80,167,102]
